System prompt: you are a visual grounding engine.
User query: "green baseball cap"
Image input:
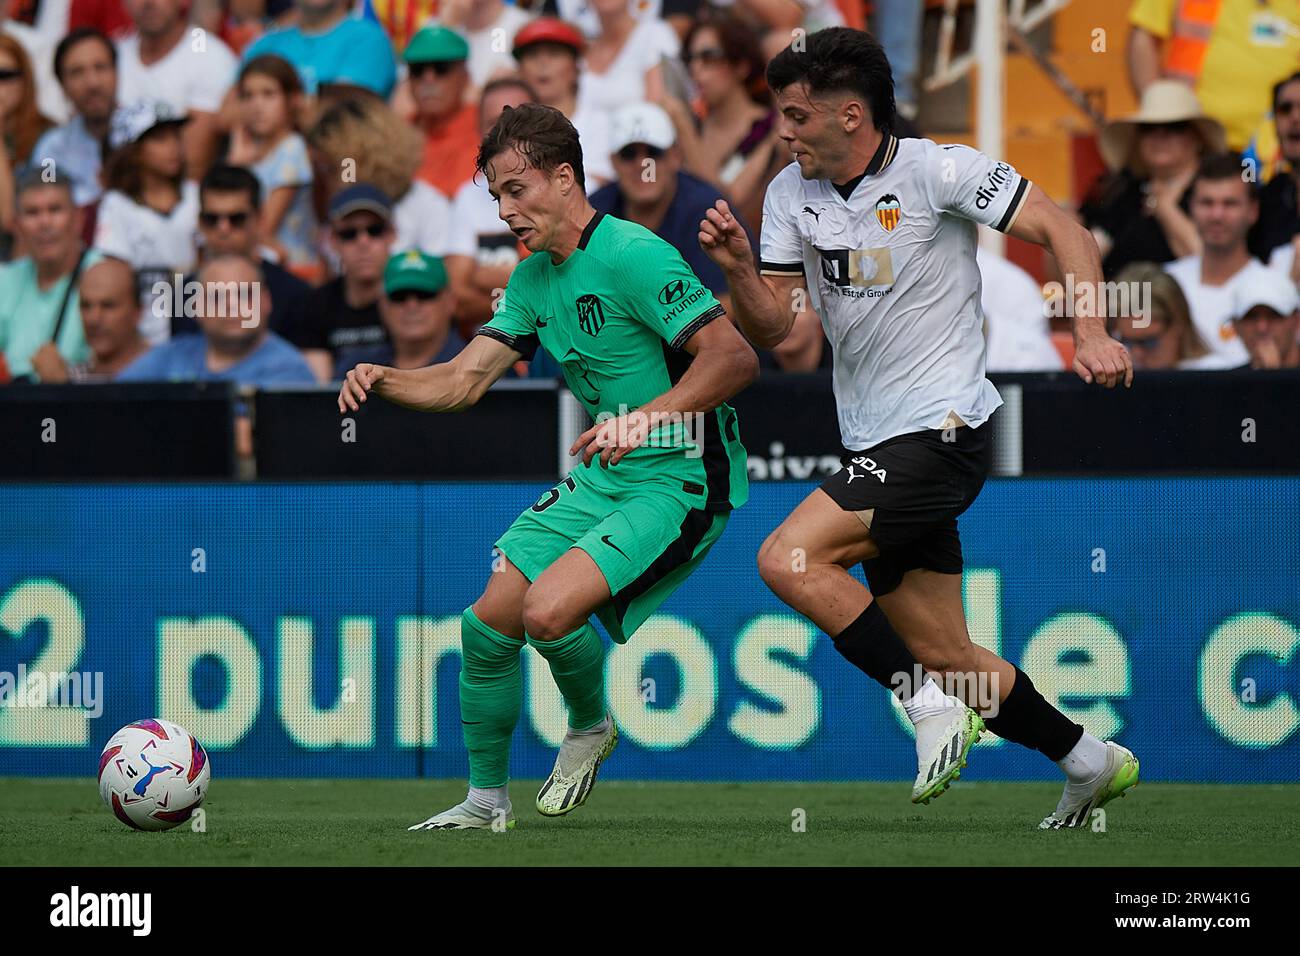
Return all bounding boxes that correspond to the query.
[385,249,448,295]
[403,25,470,64]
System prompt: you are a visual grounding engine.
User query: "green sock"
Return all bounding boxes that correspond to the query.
[459,608,525,788]
[526,623,606,731]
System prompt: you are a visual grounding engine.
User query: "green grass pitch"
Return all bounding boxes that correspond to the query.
[3,778,1297,866]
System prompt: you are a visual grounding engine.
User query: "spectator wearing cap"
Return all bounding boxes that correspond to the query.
[306,95,460,267]
[168,163,310,341]
[1232,266,1300,369]
[0,169,101,383]
[512,16,612,190]
[94,98,199,345]
[115,0,237,178]
[31,28,118,208]
[437,0,534,94]
[590,102,747,314]
[1127,0,1300,153]
[447,76,537,334]
[1164,153,1271,369]
[1106,261,1212,371]
[408,25,480,200]
[1252,73,1300,266]
[118,252,314,385]
[334,248,464,380]
[241,0,397,98]
[283,183,395,381]
[1081,81,1225,279]
[31,257,148,383]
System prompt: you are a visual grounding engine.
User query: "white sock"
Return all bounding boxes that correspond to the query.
[570,714,609,736]
[1056,733,1109,784]
[901,678,958,725]
[467,784,510,813]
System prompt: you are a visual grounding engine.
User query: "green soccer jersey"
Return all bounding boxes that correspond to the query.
[477,212,747,511]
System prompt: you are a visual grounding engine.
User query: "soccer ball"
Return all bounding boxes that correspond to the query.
[98,718,211,831]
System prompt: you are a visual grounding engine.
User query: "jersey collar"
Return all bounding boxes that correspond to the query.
[832,132,899,201]
[577,210,605,250]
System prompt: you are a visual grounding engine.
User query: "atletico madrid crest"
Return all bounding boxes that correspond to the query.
[875,194,902,231]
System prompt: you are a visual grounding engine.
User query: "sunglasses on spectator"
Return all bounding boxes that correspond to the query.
[388,289,439,304]
[199,211,250,228]
[410,61,459,79]
[1139,120,1193,135]
[616,144,666,162]
[335,223,388,242]
[684,47,728,66]
[0,69,22,82]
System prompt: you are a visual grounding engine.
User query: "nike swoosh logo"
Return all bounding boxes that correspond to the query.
[537,316,552,327]
[601,534,628,558]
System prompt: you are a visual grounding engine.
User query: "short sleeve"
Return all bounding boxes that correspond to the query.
[759,169,805,276]
[925,143,1031,233]
[475,265,540,359]
[615,235,725,351]
[268,135,312,189]
[445,182,481,259]
[92,192,135,263]
[1128,0,1175,38]
[188,38,238,112]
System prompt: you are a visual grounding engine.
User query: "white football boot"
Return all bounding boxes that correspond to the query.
[912,706,984,804]
[408,799,515,831]
[1039,741,1140,830]
[536,716,618,816]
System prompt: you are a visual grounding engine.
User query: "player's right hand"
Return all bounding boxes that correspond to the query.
[699,199,755,272]
[338,363,385,412]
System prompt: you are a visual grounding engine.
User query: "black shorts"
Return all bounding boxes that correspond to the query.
[820,424,991,596]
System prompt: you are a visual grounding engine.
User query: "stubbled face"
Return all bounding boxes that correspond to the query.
[1112,312,1179,370]
[486,146,572,256]
[138,125,184,178]
[517,45,577,106]
[1137,122,1200,176]
[332,210,393,281]
[79,261,141,359]
[380,286,454,345]
[59,37,117,122]
[410,60,469,123]
[1190,177,1258,253]
[1235,305,1299,364]
[240,73,291,139]
[15,185,80,267]
[1275,79,1300,166]
[199,189,258,257]
[612,142,677,206]
[774,82,857,181]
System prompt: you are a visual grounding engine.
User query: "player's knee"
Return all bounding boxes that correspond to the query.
[757,531,797,595]
[520,586,572,642]
[460,608,519,673]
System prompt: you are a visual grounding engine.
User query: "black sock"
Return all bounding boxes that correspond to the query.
[982,667,1084,761]
[830,602,927,699]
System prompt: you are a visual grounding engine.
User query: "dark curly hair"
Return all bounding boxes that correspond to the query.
[766,27,897,133]
[476,103,584,191]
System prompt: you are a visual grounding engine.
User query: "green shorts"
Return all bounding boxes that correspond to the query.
[495,466,730,644]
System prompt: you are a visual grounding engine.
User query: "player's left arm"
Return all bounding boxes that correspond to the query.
[1006,186,1133,388]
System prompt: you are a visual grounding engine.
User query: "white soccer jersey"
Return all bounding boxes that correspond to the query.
[760,134,1031,450]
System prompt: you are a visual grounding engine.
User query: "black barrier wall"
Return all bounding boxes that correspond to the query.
[1,371,1297,479]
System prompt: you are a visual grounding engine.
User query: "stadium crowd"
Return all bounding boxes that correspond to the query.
[0,0,1298,399]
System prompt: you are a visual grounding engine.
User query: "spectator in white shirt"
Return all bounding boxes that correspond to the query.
[577,0,680,117]
[94,99,199,344]
[977,247,1064,373]
[1163,153,1266,369]
[116,0,237,178]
